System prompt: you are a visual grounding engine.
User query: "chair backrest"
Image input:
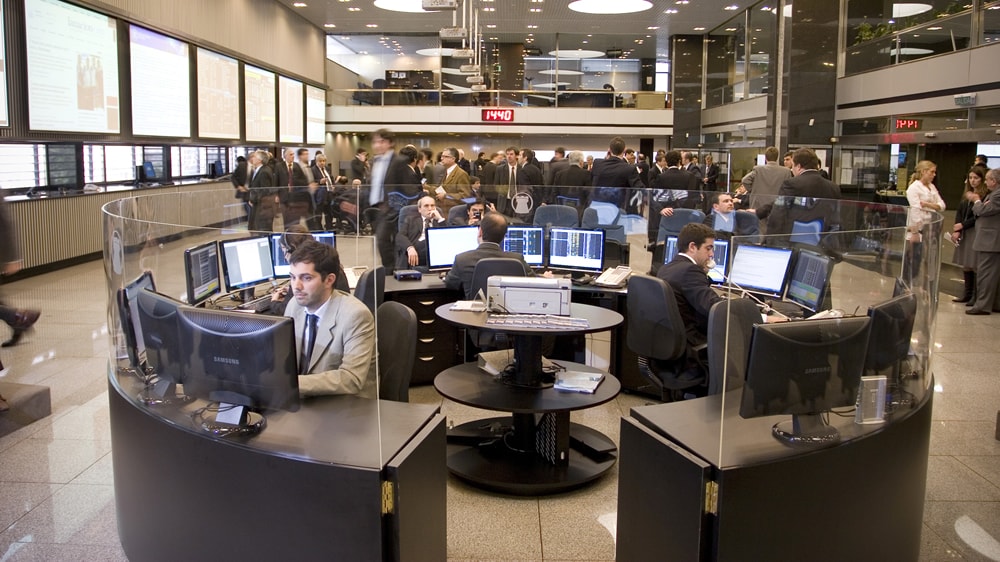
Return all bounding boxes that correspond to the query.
[376,301,416,402]
[353,266,385,314]
[581,207,599,230]
[533,204,579,228]
[447,204,467,225]
[626,275,687,361]
[706,298,760,396]
[790,219,823,246]
[397,205,418,231]
[469,258,526,301]
[603,239,629,268]
[657,209,705,243]
[734,210,761,241]
[589,201,622,225]
[582,207,627,244]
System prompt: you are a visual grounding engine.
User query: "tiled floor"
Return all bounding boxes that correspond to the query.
[0,255,997,561]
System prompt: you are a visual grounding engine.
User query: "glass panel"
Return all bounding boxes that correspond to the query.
[106,145,137,183]
[845,5,974,74]
[896,13,972,62]
[84,144,105,183]
[984,1,1000,44]
[747,4,775,99]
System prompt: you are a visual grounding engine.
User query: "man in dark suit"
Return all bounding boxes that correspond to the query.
[273,148,297,190]
[702,154,720,192]
[590,136,642,206]
[682,152,703,182]
[968,168,1000,315]
[311,153,336,230]
[349,149,368,184]
[479,152,503,206]
[545,147,570,187]
[369,129,421,272]
[395,195,446,270]
[648,150,700,244]
[231,156,250,218]
[766,148,842,236]
[445,212,534,299]
[247,150,279,231]
[494,146,532,218]
[657,223,723,345]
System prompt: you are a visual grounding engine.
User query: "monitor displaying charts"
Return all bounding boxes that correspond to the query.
[425,226,480,270]
[785,248,833,312]
[547,228,605,274]
[503,226,545,267]
[663,236,729,284]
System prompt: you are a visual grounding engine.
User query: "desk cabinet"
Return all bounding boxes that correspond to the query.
[385,283,463,385]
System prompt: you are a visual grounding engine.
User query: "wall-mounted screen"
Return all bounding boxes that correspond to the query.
[25,0,120,133]
[0,2,8,127]
[130,25,189,137]
[306,85,325,145]
[244,64,275,142]
[196,48,239,140]
[278,76,303,143]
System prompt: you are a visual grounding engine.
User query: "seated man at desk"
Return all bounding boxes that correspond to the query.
[445,212,535,299]
[285,240,377,398]
[703,192,737,234]
[657,223,722,346]
[396,195,446,269]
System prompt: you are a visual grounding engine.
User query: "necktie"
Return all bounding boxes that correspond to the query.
[508,166,516,199]
[300,313,318,375]
[288,163,294,188]
[420,218,431,241]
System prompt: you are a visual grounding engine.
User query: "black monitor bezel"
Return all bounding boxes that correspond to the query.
[546,227,606,274]
[184,241,221,306]
[135,288,187,384]
[270,231,337,279]
[663,235,730,284]
[503,225,546,268]
[727,244,794,298]
[425,224,481,270]
[117,271,156,369]
[784,248,834,313]
[219,235,275,293]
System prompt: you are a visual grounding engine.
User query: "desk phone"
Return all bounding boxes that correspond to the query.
[594,265,632,288]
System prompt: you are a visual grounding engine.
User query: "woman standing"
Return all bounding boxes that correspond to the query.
[904,160,946,285]
[951,167,987,302]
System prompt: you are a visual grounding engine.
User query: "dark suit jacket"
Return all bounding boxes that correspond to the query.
[686,163,704,181]
[444,242,533,299]
[247,165,277,204]
[703,163,720,190]
[591,156,642,188]
[350,158,368,183]
[395,214,446,263]
[973,188,1000,252]
[553,165,592,187]
[520,163,543,187]
[231,161,250,202]
[546,159,570,186]
[657,255,722,343]
[292,162,313,187]
[651,167,700,207]
[274,161,295,188]
[767,170,842,235]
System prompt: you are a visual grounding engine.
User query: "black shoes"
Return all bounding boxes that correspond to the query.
[965,309,990,316]
[2,309,40,347]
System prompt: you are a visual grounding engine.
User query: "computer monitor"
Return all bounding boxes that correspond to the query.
[739,315,872,445]
[784,249,834,312]
[547,227,605,274]
[425,225,480,270]
[663,235,729,284]
[184,241,220,306]
[270,231,336,278]
[135,289,191,405]
[865,292,917,374]
[177,307,299,412]
[503,226,545,267]
[728,244,794,297]
[116,271,155,372]
[219,236,275,293]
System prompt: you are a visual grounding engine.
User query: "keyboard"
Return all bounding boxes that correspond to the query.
[485,314,590,330]
[237,294,272,313]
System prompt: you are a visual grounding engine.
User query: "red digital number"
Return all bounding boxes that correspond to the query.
[482,109,514,122]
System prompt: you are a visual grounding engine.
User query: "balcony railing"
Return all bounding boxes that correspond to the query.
[343,88,670,109]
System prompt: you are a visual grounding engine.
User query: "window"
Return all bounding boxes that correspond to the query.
[84,144,106,183]
[0,144,47,189]
[105,145,138,183]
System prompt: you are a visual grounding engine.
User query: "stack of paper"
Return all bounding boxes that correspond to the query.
[554,371,604,394]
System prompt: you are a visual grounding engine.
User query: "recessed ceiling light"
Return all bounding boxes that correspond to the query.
[926,26,942,30]
[569,0,652,14]
[676,0,689,4]
[527,24,538,29]
[725,27,737,31]
[724,4,739,10]
[348,6,360,11]
[324,23,336,28]
[664,9,678,13]
[530,7,542,11]
[366,23,378,27]
[486,24,497,28]
[292,2,307,7]
[548,49,604,58]
[483,6,495,11]
[647,26,659,30]
[693,26,705,31]
[374,0,440,11]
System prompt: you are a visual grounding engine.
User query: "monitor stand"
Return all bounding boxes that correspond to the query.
[200,391,267,436]
[137,378,193,407]
[240,287,256,303]
[771,414,840,446]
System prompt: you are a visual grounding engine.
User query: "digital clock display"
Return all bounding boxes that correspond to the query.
[895,118,922,131]
[482,109,514,123]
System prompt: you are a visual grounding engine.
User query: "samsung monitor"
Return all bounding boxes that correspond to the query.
[728,244,794,297]
[784,249,834,312]
[219,236,275,293]
[502,226,545,267]
[270,231,336,278]
[865,292,917,374]
[663,235,729,284]
[177,307,299,413]
[739,315,872,445]
[184,241,220,306]
[116,271,155,372]
[135,289,191,405]
[425,225,480,270]
[547,227,605,274]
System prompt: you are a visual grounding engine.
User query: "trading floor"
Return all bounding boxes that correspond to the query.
[0,250,997,560]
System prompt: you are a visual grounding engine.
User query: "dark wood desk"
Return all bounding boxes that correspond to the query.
[384,276,462,385]
[434,303,623,495]
[108,369,446,562]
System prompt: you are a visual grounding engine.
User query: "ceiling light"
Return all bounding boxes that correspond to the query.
[486,24,497,28]
[530,7,542,11]
[676,0,689,4]
[366,23,378,27]
[292,2,307,7]
[725,27,737,31]
[647,26,659,30]
[348,6,360,11]
[538,69,584,75]
[927,26,942,30]
[724,4,739,10]
[415,47,455,56]
[483,6,495,11]
[693,26,706,31]
[324,23,336,28]
[892,3,932,17]
[548,49,604,58]
[760,4,771,9]
[527,24,538,29]
[375,0,440,11]
[569,0,652,14]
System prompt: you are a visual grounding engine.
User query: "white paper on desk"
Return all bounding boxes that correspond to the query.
[554,371,604,393]
[215,403,245,425]
[450,300,487,312]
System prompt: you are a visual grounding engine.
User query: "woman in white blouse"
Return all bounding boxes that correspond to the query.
[904,160,945,284]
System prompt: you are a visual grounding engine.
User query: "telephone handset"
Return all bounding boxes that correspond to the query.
[594,265,632,288]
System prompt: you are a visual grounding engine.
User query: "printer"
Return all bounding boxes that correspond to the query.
[486,276,572,316]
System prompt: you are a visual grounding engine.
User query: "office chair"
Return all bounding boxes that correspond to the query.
[657,209,705,244]
[603,238,630,268]
[533,204,579,229]
[447,204,467,225]
[790,219,823,246]
[468,258,527,348]
[706,298,759,396]
[376,301,416,402]
[733,210,762,243]
[353,266,385,315]
[626,275,706,401]
[581,207,626,244]
[397,205,418,231]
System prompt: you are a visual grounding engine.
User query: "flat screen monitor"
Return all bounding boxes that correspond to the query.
[547,228,605,274]
[426,225,480,270]
[739,315,872,445]
[502,226,544,267]
[728,244,794,298]
[116,271,155,371]
[785,249,834,312]
[663,235,729,284]
[219,236,275,292]
[177,307,299,412]
[184,241,220,306]
[270,232,337,278]
[865,292,917,373]
[135,289,187,385]
[129,25,190,138]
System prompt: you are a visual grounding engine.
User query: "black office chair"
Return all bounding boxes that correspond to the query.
[353,266,385,315]
[376,301,416,402]
[603,238,630,268]
[447,204,467,225]
[469,258,527,301]
[626,275,706,401]
[706,298,760,396]
[533,204,579,229]
[581,207,626,244]
[733,210,762,243]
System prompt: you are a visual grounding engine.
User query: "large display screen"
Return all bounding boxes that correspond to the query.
[278,76,303,143]
[130,25,189,137]
[244,64,275,142]
[25,0,120,133]
[0,2,8,127]
[196,48,239,140]
[306,85,325,145]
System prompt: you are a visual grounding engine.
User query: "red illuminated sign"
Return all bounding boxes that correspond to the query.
[895,118,922,131]
[482,109,514,123]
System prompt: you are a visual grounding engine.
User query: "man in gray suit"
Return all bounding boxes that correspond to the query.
[967,168,1000,315]
[285,241,377,397]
